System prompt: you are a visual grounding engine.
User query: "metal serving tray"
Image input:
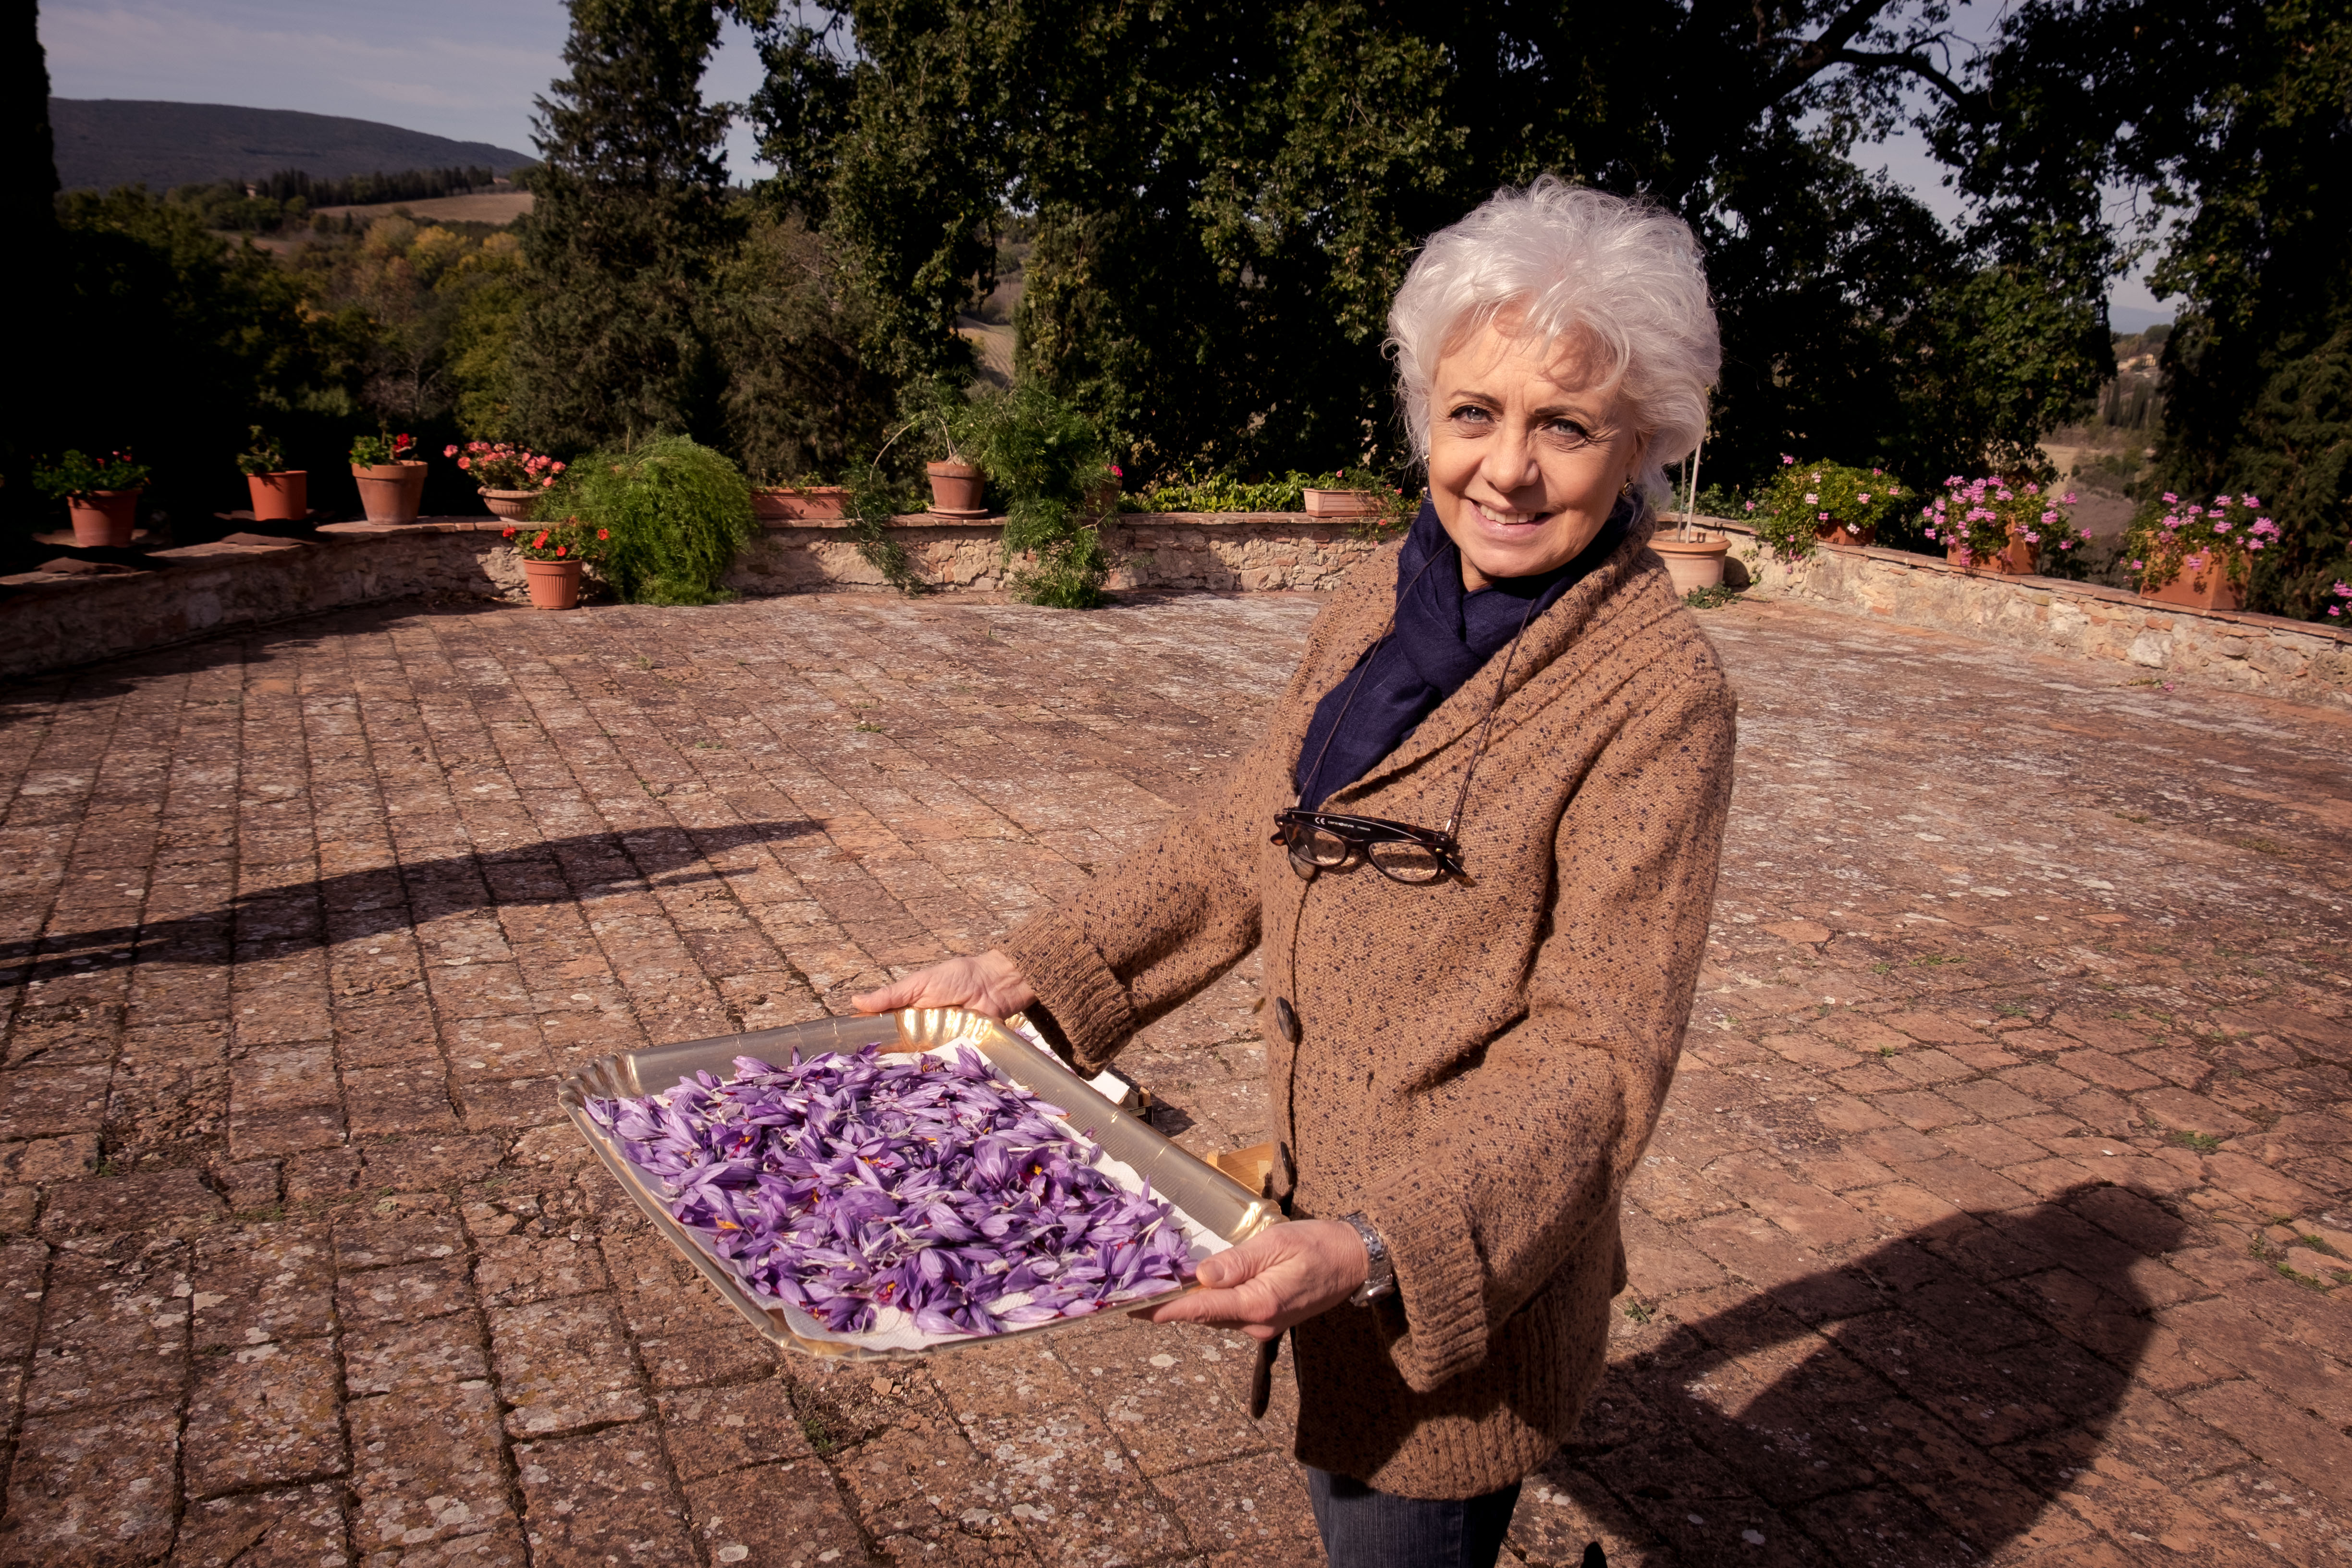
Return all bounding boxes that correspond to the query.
[559,1006,1285,1361]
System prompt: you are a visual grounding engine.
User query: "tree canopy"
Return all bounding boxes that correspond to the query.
[752,0,2112,487]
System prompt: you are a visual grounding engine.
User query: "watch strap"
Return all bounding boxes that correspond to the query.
[1338,1212,1395,1306]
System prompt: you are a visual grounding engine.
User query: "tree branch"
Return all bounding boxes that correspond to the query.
[1826,47,1987,118]
[1750,0,1903,107]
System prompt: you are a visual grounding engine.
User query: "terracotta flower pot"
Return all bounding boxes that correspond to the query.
[1302,488,1386,518]
[1947,525,2036,576]
[926,461,987,517]
[353,460,428,525]
[752,485,850,523]
[479,488,539,521]
[1813,520,1876,549]
[2142,561,2246,612]
[246,471,308,522]
[1650,534,1730,595]
[66,488,141,548]
[524,558,584,611]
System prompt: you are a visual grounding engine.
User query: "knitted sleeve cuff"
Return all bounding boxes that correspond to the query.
[999,907,1139,1074]
[1360,1167,1489,1394]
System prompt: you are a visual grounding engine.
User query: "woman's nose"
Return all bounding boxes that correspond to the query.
[1481,422,1543,495]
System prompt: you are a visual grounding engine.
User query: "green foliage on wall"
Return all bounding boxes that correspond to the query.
[541,434,756,603]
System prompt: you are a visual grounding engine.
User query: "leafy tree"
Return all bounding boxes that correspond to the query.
[711,210,898,480]
[1929,0,2352,616]
[48,190,359,533]
[755,0,2110,490]
[512,0,776,452]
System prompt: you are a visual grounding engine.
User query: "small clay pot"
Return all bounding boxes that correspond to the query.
[1650,534,1730,594]
[1813,520,1877,549]
[66,489,141,548]
[926,461,986,516]
[353,461,428,524]
[1947,526,2037,576]
[1301,488,1386,518]
[524,558,584,610]
[246,471,308,522]
[752,486,850,522]
[2141,561,2246,612]
[480,488,539,521]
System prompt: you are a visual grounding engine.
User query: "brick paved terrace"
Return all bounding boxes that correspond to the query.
[0,587,2348,1568]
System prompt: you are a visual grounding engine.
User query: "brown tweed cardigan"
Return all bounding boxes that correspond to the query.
[1001,528,1737,1498]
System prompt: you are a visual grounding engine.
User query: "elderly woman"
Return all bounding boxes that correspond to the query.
[857,176,1734,1568]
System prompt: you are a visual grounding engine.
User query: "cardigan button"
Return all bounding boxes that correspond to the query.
[1273,997,1299,1044]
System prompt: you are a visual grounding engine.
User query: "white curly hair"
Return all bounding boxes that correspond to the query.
[1387,176,1721,513]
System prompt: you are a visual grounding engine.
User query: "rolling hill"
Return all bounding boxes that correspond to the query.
[50,98,533,192]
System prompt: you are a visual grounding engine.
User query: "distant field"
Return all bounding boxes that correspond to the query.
[315,191,534,225]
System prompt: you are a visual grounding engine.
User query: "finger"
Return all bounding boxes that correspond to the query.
[1134,1286,1256,1324]
[849,977,914,1015]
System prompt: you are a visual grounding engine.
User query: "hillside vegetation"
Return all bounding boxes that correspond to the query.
[49,98,530,191]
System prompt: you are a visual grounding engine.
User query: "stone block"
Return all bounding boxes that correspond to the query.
[514,1424,697,1566]
[183,1335,345,1497]
[349,1381,513,1552]
[489,1295,648,1436]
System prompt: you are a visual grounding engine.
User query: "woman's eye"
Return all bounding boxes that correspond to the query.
[1447,404,1492,425]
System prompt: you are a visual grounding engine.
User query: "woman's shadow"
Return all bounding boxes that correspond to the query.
[1511,1183,2185,1566]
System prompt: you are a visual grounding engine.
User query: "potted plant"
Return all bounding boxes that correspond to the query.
[1752,458,1911,561]
[907,383,990,517]
[236,427,307,521]
[446,441,564,520]
[750,475,852,523]
[2120,490,2279,612]
[350,430,426,524]
[502,519,609,610]
[1649,518,1731,593]
[35,449,151,547]
[1921,475,2088,576]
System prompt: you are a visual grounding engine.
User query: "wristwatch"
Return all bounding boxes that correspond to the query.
[1337,1212,1396,1306]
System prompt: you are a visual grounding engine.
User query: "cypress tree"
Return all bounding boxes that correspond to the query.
[6,2,62,562]
[511,0,742,452]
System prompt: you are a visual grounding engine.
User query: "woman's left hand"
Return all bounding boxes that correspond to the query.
[1133,1219,1370,1341]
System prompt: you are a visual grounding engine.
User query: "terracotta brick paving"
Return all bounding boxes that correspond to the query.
[0,589,2348,1568]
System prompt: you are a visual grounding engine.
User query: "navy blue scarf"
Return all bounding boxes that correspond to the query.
[1293,497,1632,809]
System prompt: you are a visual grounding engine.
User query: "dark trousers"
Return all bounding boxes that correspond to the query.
[1306,1468,1525,1568]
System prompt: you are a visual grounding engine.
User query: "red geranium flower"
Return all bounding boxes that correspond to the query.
[555,544,568,557]
[596,528,610,540]
[502,527,516,539]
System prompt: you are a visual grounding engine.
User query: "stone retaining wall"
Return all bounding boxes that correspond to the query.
[4,510,2346,710]
[732,511,1386,594]
[1703,516,2352,710]
[0,523,521,682]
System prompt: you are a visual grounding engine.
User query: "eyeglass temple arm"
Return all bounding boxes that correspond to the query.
[1441,590,1543,837]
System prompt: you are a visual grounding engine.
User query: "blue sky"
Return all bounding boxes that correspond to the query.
[40,0,2167,326]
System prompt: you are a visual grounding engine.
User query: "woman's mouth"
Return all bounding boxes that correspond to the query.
[1472,500,1552,530]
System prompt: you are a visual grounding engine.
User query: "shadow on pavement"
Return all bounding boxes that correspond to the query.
[3,821,819,983]
[1511,1185,2185,1566]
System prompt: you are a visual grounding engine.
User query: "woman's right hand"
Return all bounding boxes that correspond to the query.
[851,949,1036,1020]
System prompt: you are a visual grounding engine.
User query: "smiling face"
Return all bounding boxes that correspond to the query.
[1426,315,1646,590]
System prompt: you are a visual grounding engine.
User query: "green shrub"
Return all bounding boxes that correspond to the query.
[33,449,150,499]
[1130,466,1417,525]
[539,436,753,604]
[961,384,1116,609]
[1752,459,1918,562]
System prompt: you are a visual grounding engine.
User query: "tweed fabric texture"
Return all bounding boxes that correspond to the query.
[1001,528,1738,1498]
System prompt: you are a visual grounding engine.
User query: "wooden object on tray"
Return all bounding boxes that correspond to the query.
[1208,1141,1276,1198]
